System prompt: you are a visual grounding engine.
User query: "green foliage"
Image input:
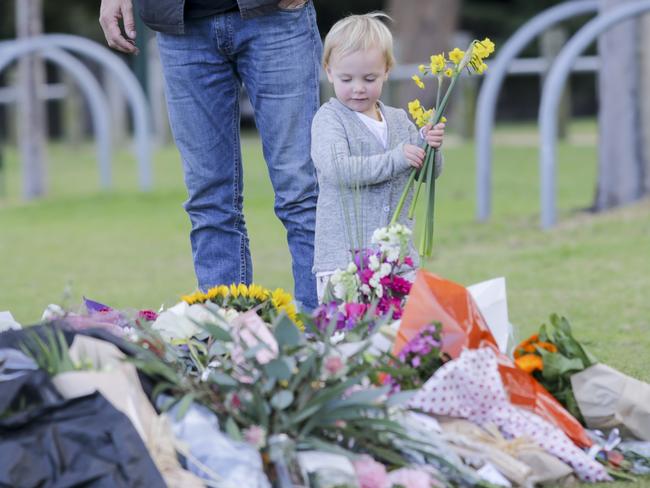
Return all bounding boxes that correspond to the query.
[529,314,596,423]
[22,327,80,375]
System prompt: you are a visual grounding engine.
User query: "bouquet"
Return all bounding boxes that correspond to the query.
[391,38,495,257]
[315,224,415,333]
[514,314,595,424]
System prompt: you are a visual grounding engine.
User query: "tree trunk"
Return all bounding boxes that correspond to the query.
[386,0,461,110]
[639,13,650,197]
[16,0,47,199]
[595,0,645,210]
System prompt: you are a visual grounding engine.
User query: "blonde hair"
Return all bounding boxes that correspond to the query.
[323,12,394,71]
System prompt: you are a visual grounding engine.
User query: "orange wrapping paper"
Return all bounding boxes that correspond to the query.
[394,270,592,448]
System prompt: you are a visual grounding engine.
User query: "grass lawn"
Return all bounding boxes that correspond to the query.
[1,121,650,485]
[1,124,649,369]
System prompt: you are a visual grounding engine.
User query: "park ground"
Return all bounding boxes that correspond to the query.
[0,122,649,377]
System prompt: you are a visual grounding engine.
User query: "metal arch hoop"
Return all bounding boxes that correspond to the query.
[0,34,152,190]
[539,0,650,228]
[474,0,600,222]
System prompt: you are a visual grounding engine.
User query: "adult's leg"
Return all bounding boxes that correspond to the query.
[233,2,322,309]
[157,17,252,290]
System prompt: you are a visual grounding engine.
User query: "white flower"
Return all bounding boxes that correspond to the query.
[369,276,380,289]
[368,254,380,271]
[152,301,232,342]
[378,263,392,278]
[347,262,358,274]
[360,284,371,295]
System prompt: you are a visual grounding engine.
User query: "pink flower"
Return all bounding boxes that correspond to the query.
[404,256,414,268]
[360,268,374,285]
[243,425,267,449]
[231,311,278,366]
[388,468,432,488]
[353,456,389,488]
[324,355,344,376]
[138,309,159,322]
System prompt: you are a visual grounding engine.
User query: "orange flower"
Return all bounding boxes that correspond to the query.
[536,341,558,353]
[514,334,539,358]
[515,354,544,374]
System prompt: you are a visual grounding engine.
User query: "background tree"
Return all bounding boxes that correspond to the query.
[596,0,650,210]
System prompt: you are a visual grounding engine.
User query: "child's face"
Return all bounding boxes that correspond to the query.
[326,47,389,118]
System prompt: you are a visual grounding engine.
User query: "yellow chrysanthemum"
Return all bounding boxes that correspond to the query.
[411,75,425,89]
[448,48,465,66]
[418,64,426,74]
[440,115,447,123]
[181,290,208,305]
[271,288,292,309]
[429,54,446,74]
[229,283,241,298]
[247,283,270,301]
[206,285,229,301]
[444,68,454,78]
[237,283,249,297]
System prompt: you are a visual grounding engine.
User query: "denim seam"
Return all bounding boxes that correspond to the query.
[307,4,321,189]
[232,84,246,284]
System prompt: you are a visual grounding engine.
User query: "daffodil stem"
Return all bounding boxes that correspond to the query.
[408,148,435,219]
[390,170,416,225]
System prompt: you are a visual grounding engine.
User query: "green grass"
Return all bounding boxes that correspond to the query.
[1,123,650,485]
[1,125,649,382]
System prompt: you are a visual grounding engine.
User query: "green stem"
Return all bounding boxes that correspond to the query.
[392,73,460,229]
[408,147,435,219]
[390,170,416,225]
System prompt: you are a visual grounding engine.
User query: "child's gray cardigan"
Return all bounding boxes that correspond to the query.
[311,98,442,274]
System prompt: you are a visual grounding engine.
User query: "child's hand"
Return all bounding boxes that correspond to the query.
[403,144,425,169]
[423,122,446,149]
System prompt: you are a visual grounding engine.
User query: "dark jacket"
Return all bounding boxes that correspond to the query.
[136,0,280,34]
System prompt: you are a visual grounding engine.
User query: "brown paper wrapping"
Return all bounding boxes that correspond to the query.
[571,363,650,441]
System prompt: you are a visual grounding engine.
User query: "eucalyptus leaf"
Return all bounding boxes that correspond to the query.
[264,358,292,381]
[225,416,243,441]
[209,371,238,387]
[270,390,294,410]
[274,314,302,348]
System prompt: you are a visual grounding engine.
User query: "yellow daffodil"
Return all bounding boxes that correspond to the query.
[444,68,454,78]
[448,48,465,66]
[479,37,495,55]
[429,54,446,74]
[411,75,425,89]
[418,64,426,74]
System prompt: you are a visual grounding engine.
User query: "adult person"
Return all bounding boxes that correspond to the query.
[99,0,321,309]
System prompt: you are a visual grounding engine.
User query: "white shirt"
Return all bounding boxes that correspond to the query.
[355,109,388,149]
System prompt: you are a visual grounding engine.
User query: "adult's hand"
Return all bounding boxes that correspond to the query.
[99,0,139,54]
[278,0,307,8]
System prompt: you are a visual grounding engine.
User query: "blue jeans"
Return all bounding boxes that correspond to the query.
[157,3,321,309]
